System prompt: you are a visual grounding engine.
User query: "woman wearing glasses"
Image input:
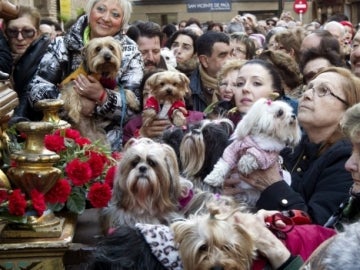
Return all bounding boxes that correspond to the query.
[228,67,360,225]
[3,5,52,121]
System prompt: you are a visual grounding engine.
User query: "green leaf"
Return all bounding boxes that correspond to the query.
[0,213,28,224]
[47,202,65,212]
[66,187,86,214]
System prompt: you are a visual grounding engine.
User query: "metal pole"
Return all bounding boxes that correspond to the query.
[278,0,283,17]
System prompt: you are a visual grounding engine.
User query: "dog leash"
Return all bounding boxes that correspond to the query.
[119,84,126,127]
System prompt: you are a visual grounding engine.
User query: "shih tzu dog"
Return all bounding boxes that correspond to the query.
[91,223,182,270]
[179,119,234,193]
[171,204,256,270]
[204,98,301,206]
[60,36,139,143]
[101,138,190,233]
[142,70,189,127]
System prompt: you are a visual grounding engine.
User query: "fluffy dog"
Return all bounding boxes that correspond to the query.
[101,138,188,233]
[178,119,234,193]
[60,36,139,143]
[204,98,301,205]
[142,70,189,127]
[171,204,256,270]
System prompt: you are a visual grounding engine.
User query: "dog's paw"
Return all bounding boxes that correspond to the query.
[238,155,259,175]
[142,109,157,127]
[204,159,230,187]
[172,111,186,126]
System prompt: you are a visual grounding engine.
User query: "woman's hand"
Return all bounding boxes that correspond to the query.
[74,74,106,102]
[234,212,291,269]
[240,163,283,191]
[140,118,171,138]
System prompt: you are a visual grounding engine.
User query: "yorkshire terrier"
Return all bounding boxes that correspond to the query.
[142,70,189,127]
[204,98,302,206]
[171,203,256,270]
[101,138,190,233]
[60,36,139,144]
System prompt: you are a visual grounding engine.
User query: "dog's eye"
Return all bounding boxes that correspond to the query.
[147,158,157,167]
[199,244,208,252]
[131,156,140,168]
[160,82,165,87]
[173,82,178,87]
[95,46,102,52]
[108,45,115,51]
[276,109,284,118]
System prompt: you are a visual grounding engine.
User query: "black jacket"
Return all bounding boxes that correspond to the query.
[256,135,353,225]
[12,34,51,121]
[0,30,12,74]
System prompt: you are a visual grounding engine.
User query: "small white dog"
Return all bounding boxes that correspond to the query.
[204,98,302,205]
[161,47,177,69]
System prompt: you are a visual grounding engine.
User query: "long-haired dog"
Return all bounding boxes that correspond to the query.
[91,223,182,270]
[101,138,188,233]
[179,119,234,193]
[60,36,139,143]
[171,204,256,270]
[204,98,301,206]
[142,70,189,127]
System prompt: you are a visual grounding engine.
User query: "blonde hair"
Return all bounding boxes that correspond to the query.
[217,59,245,82]
[85,0,132,29]
[341,103,360,143]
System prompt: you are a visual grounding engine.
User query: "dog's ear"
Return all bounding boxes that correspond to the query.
[82,45,90,73]
[177,72,190,93]
[161,143,181,197]
[146,72,162,89]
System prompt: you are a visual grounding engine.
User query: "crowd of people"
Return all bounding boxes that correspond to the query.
[2,0,360,269]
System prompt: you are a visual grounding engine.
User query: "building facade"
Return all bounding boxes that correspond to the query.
[12,0,360,28]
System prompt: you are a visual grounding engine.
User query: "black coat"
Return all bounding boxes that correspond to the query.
[11,34,51,121]
[256,135,353,225]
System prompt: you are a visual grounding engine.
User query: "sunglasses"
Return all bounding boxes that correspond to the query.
[6,28,36,39]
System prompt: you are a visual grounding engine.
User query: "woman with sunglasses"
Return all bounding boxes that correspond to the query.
[3,5,52,121]
[225,67,360,225]
[28,0,143,151]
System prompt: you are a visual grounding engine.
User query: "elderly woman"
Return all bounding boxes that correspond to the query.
[3,6,52,121]
[28,0,144,151]
[234,67,360,225]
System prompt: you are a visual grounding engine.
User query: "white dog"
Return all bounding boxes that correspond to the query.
[204,98,302,206]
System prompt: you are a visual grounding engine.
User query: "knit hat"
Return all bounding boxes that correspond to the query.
[135,223,183,270]
[340,21,354,36]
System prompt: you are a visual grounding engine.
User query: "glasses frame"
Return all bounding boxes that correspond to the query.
[311,87,349,106]
[5,28,36,39]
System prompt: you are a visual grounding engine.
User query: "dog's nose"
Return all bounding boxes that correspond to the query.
[104,53,112,62]
[291,114,296,120]
[210,266,224,270]
[166,88,172,95]
[138,165,147,173]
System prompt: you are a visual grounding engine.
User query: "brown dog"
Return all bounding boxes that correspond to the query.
[60,36,139,144]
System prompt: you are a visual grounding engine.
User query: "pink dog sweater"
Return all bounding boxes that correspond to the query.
[223,135,279,170]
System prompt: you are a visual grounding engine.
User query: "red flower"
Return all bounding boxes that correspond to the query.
[75,137,91,147]
[44,134,66,153]
[8,189,27,216]
[88,183,111,208]
[0,190,8,203]
[65,158,92,186]
[54,128,81,140]
[86,151,105,178]
[30,189,46,216]
[45,179,71,204]
[105,166,117,189]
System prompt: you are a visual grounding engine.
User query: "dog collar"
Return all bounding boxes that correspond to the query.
[135,223,183,270]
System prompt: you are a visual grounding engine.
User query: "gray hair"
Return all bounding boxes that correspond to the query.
[85,0,132,28]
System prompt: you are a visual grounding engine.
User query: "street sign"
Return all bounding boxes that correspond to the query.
[293,0,308,14]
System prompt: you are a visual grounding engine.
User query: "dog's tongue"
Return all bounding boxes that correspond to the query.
[100,77,117,90]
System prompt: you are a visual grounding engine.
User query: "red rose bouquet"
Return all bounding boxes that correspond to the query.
[43,128,119,214]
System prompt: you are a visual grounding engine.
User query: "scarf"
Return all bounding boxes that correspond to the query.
[199,65,220,105]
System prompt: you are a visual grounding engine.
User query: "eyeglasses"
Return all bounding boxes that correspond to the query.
[308,85,349,106]
[6,28,36,39]
[231,47,246,56]
[219,81,241,89]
